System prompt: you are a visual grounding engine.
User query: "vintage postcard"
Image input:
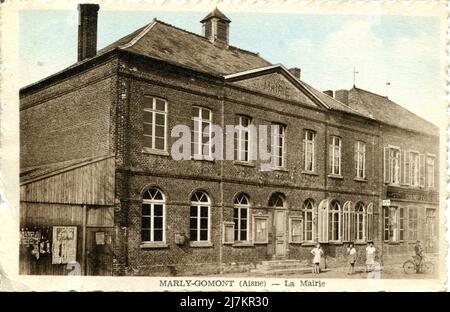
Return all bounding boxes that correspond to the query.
[0,0,448,292]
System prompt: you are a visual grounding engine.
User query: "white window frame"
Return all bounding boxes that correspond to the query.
[384,206,402,243]
[304,130,316,172]
[190,191,211,243]
[409,151,420,187]
[289,216,304,243]
[233,193,250,242]
[426,154,435,188]
[237,116,251,162]
[303,199,315,242]
[142,97,168,152]
[192,106,212,160]
[271,123,286,169]
[342,201,355,242]
[355,202,366,242]
[329,200,341,242]
[330,136,342,176]
[388,146,401,185]
[355,141,366,179]
[366,203,374,241]
[141,188,166,244]
[408,207,418,241]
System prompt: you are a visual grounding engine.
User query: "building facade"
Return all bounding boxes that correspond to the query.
[19,6,439,276]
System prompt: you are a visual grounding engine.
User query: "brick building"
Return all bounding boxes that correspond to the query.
[19,5,439,275]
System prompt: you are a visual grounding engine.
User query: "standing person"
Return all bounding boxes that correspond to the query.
[414,240,424,273]
[347,243,357,275]
[311,243,323,274]
[365,242,376,272]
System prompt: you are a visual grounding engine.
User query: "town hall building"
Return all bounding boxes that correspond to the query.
[19,5,439,275]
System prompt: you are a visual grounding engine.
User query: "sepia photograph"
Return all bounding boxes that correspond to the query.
[0,0,448,292]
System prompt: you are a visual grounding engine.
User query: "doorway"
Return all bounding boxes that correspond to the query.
[86,227,114,276]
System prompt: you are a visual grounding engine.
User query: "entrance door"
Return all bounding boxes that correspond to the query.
[425,209,437,252]
[273,209,287,258]
[86,227,114,276]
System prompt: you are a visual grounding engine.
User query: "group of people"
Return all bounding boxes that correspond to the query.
[310,242,377,275]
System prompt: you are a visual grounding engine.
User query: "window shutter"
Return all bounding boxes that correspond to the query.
[383,147,390,183]
[354,142,358,172]
[399,150,404,184]
[404,150,410,185]
[419,154,425,187]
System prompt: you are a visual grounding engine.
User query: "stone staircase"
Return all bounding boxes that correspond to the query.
[250,259,314,276]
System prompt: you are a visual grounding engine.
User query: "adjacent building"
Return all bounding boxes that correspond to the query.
[19,5,439,275]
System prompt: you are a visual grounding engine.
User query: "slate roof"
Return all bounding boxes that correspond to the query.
[97,19,270,76]
[346,87,438,135]
[200,7,231,23]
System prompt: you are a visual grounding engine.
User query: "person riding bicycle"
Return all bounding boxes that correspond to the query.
[414,240,424,273]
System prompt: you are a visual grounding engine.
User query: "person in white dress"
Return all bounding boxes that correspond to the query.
[311,243,324,274]
[365,242,376,272]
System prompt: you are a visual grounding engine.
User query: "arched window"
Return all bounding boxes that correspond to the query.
[190,191,211,242]
[343,201,355,242]
[268,192,285,208]
[329,200,341,242]
[142,187,165,243]
[355,202,365,242]
[366,203,374,241]
[303,199,315,242]
[234,193,250,242]
[318,199,329,243]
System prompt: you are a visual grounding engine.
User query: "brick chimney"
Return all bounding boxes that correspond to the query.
[78,4,100,62]
[335,90,349,104]
[323,90,334,98]
[288,67,301,80]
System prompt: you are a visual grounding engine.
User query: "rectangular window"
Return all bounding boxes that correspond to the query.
[253,216,269,244]
[384,147,400,184]
[329,136,342,175]
[408,208,418,241]
[236,116,251,162]
[384,206,399,242]
[233,207,248,242]
[399,207,405,242]
[192,107,212,160]
[410,152,420,186]
[190,205,209,242]
[419,154,425,187]
[355,141,366,179]
[304,130,316,172]
[142,97,167,151]
[289,217,303,243]
[426,156,435,188]
[271,123,285,168]
[141,203,164,243]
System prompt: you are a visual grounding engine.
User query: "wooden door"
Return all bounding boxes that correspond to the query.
[273,209,287,258]
[86,227,113,276]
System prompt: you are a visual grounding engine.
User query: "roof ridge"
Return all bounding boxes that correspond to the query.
[153,18,263,57]
[118,20,157,50]
[352,87,437,129]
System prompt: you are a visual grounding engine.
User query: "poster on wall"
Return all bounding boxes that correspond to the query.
[52,226,77,264]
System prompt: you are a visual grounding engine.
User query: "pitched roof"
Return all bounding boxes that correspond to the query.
[98,19,270,76]
[301,82,373,120]
[200,8,231,23]
[347,87,438,135]
[20,155,113,184]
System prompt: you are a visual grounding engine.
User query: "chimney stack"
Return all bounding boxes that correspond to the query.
[288,67,301,80]
[323,90,334,98]
[78,4,100,62]
[335,90,349,104]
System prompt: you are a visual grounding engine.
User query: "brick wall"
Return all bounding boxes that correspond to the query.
[20,58,118,168]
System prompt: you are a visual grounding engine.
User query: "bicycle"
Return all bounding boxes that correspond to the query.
[403,255,434,274]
